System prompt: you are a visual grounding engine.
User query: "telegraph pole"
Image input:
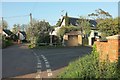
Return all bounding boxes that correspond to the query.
[2,17,4,29]
[2,17,5,41]
[18,24,21,44]
[30,13,34,45]
[30,13,32,27]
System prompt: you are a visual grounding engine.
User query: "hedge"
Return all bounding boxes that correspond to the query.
[58,45,120,79]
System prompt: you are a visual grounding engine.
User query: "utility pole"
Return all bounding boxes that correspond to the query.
[30,13,34,45]
[2,17,5,41]
[30,13,32,27]
[18,24,21,44]
[2,17,4,29]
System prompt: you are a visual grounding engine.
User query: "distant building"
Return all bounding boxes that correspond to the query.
[51,13,100,46]
[3,29,13,37]
[16,31,26,41]
[2,29,18,41]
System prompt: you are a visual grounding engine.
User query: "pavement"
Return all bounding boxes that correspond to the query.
[2,44,92,78]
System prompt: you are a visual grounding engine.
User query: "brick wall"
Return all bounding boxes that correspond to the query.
[95,35,120,62]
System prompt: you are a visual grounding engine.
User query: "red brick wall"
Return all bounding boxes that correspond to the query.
[95,35,120,62]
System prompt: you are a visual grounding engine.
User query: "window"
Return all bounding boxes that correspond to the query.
[94,32,98,36]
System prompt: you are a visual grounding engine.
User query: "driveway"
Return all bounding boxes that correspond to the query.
[2,44,92,78]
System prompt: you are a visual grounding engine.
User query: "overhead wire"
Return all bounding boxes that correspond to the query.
[3,14,29,19]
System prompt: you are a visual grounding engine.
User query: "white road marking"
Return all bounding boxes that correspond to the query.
[32,50,43,78]
[40,53,53,77]
[46,64,50,68]
[37,65,42,68]
[47,69,51,72]
[42,57,46,60]
[36,74,41,78]
[38,63,41,65]
[48,72,52,77]
[44,59,47,62]
[45,61,49,64]
[41,55,44,57]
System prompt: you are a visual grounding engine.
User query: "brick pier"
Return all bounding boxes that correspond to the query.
[95,35,120,62]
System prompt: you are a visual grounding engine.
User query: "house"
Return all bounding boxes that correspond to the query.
[59,12,97,28]
[88,29,101,46]
[2,29,18,41]
[51,13,97,36]
[63,31,83,46]
[51,12,100,46]
[16,31,26,41]
[2,29,13,37]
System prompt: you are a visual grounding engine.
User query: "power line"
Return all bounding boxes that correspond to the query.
[2,14,29,19]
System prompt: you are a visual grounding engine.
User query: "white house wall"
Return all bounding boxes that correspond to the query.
[50,27,61,36]
[2,31,8,37]
[60,19,65,27]
[16,33,25,40]
[51,18,65,36]
[88,30,101,46]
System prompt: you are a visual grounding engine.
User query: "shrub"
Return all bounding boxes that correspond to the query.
[2,36,13,48]
[28,43,36,48]
[58,44,120,79]
[82,38,88,46]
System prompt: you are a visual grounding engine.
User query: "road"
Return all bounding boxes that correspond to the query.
[2,44,92,78]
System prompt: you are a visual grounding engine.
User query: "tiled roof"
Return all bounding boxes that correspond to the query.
[19,31,26,37]
[3,29,13,36]
[60,16,97,28]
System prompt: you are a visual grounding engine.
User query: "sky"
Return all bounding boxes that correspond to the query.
[1,0,120,2]
[1,2,119,29]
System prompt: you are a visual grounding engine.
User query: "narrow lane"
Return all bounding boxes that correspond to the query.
[33,46,92,78]
[2,44,92,78]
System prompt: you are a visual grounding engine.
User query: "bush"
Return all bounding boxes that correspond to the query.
[2,36,13,48]
[58,44,120,79]
[35,34,50,47]
[82,38,88,46]
[28,43,35,48]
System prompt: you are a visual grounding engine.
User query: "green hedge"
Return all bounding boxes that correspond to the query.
[2,36,13,48]
[58,45,120,79]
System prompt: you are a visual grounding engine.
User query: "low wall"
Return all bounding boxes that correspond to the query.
[95,35,120,62]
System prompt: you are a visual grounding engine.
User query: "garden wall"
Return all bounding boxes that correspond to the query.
[95,35,120,62]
